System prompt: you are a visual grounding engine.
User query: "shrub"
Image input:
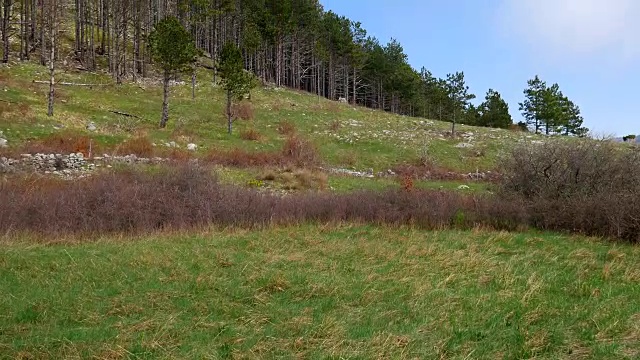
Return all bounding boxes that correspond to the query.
[329,120,341,132]
[15,131,97,157]
[499,139,640,242]
[116,137,154,157]
[206,148,272,167]
[9,162,638,241]
[401,174,414,192]
[281,134,320,167]
[240,128,261,141]
[0,165,515,237]
[232,101,254,121]
[277,120,296,135]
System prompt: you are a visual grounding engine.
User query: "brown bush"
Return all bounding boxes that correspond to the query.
[282,169,328,191]
[393,164,466,181]
[0,101,8,115]
[205,148,281,167]
[162,148,192,161]
[205,135,320,168]
[324,101,341,113]
[15,131,98,157]
[0,164,528,237]
[277,120,296,135]
[401,174,414,192]
[240,128,261,141]
[499,139,640,242]
[231,101,255,121]
[281,134,320,167]
[115,137,154,157]
[338,150,357,167]
[0,101,30,118]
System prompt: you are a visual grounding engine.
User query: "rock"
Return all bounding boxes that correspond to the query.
[457,185,470,190]
[455,142,474,148]
[86,122,97,131]
[387,169,396,176]
[0,138,7,147]
[338,97,347,103]
[187,143,197,151]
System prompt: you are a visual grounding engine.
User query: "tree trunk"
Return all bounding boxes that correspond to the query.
[160,70,170,128]
[47,1,56,117]
[191,71,196,99]
[226,89,232,135]
[39,0,45,65]
[352,67,357,105]
[451,109,456,136]
[1,0,11,63]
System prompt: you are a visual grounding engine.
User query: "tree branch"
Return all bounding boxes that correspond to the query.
[32,80,109,87]
[109,110,143,119]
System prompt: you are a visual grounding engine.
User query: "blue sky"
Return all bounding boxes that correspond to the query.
[320,0,639,136]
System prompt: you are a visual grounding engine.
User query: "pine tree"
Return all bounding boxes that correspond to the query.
[519,75,547,134]
[478,89,512,128]
[445,71,475,135]
[148,16,198,128]
[218,41,256,135]
[519,76,588,136]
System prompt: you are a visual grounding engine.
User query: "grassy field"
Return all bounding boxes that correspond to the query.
[2,58,638,360]
[1,226,639,359]
[0,62,543,176]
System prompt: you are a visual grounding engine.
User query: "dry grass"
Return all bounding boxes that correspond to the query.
[329,119,342,132]
[277,120,296,136]
[239,127,262,141]
[115,136,154,157]
[232,101,255,121]
[281,134,320,167]
[205,134,320,168]
[6,130,99,157]
[257,168,329,191]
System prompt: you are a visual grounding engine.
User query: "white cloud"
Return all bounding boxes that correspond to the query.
[496,0,640,62]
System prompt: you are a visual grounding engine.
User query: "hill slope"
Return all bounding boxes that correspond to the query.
[1,62,543,177]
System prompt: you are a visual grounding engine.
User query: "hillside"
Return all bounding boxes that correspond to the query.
[0,62,545,192]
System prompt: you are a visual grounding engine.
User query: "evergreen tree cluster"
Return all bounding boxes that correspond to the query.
[0,0,587,135]
[519,76,588,136]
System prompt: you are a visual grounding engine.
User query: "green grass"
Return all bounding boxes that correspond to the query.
[1,62,542,174]
[1,225,638,359]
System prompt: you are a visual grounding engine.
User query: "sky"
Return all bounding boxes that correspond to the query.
[320,0,639,137]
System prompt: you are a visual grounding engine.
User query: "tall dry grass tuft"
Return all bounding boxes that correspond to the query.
[115,137,154,157]
[240,128,262,141]
[281,134,320,167]
[8,131,99,157]
[277,120,296,136]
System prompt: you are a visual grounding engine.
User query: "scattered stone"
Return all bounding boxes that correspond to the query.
[0,138,7,147]
[86,121,97,131]
[457,185,470,190]
[455,142,474,148]
[326,167,375,178]
[187,143,197,151]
